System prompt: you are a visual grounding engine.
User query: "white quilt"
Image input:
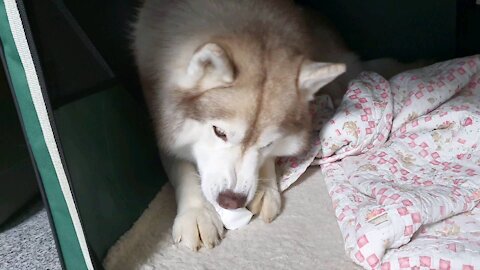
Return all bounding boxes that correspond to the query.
[277,55,480,269]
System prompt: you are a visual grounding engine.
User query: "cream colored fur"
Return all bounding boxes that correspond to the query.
[132,0,386,251]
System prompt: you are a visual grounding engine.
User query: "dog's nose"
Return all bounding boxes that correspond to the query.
[217,190,247,209]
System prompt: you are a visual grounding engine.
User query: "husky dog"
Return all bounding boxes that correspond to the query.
[133,0,373,250]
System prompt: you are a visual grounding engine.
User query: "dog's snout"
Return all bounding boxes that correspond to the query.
[217,190,247,209]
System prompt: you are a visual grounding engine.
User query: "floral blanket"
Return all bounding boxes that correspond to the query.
[277,55,480,269]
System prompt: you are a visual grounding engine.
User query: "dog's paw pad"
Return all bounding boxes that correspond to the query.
[248,188,281,223]
[172,206,224,250]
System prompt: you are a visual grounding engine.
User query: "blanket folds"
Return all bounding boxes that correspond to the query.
[277,55,480,269]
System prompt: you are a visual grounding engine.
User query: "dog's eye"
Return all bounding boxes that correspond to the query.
[213,126,227,141]
[261,142,273,149]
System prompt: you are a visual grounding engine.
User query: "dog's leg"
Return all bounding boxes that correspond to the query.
[162,155,224,250]
[247,158,282,223]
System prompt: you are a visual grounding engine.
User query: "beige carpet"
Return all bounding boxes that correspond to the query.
[104,168,361,270]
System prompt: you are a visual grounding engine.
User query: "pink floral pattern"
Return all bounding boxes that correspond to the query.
[277,55,480,269]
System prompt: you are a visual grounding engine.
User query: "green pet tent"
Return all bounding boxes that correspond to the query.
[1,0,167,269]
[0,0,477,269]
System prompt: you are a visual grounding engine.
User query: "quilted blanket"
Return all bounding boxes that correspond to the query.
[276,55,480,270]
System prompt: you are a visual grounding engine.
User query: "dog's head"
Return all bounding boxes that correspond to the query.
[168,42,345,209]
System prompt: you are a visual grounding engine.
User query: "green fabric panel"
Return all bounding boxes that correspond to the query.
[0,1,88,269]
[0,68,38,224]
[54,86,166,261]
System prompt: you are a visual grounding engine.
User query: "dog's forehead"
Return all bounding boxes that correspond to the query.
[235,72,304,146]
[181,46,309,145]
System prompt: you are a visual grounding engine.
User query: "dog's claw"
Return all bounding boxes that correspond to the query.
[172,206,224,251]
[174,236,181,244]
[191,244,200,252]
[248,187,282,223]
[203,237,219,249]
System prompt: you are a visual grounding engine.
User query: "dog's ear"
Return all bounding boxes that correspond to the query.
[185,43,235,90]
[298,60,346,101]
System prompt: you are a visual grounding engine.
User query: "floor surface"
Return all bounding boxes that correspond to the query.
[105,168,361,270]
[0,200,61,270]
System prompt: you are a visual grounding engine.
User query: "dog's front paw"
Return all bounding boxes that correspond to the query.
[172,206,224,251]
[248,186,281,223]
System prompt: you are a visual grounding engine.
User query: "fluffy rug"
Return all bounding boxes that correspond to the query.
[104,168,360,270]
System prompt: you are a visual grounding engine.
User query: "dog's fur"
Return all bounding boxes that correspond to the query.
[132,0,407,250]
